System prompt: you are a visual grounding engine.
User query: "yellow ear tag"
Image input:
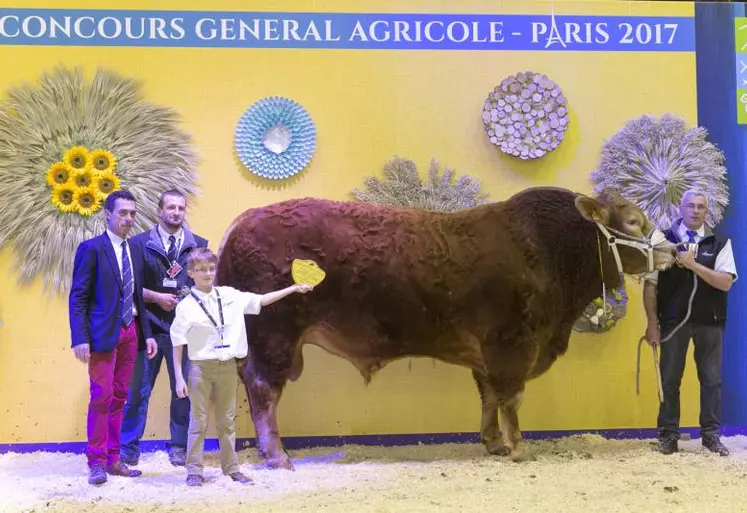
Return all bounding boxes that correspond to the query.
[291,259,326,287]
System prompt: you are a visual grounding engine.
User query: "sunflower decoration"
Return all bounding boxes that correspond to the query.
[50,184,77,213]
[73,166,96,188]
[73,186,101,217]
[44,146,113,216]
[46,162,72,187]
[90,149,116,174]
[0,66,197,294]
[64,146,92,170]
[94,169,120,199]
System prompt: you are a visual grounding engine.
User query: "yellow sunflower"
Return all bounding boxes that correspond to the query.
[89,149,116,174]
[63,146,91,170]
[73,186,101,216]
[45,162,72,187]
[72,167,96,188]
[94,169,120,199]
[50,184,77,213]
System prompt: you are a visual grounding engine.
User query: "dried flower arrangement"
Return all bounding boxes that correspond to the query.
[0,66,197,294]
[351,156,490,211]
[591,114,728,230]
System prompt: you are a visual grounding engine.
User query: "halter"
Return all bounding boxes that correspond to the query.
[594,222,658,275]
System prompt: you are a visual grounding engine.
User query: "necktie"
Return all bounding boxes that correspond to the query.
[686,230,697,243]
[121,241,134,327]
[167,235,177,263]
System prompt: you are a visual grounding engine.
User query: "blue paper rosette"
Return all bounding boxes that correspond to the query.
[234,97,317,180]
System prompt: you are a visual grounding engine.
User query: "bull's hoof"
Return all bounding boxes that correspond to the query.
[510,450,536,463]
[265,457,295,471]
[485,441,510,457]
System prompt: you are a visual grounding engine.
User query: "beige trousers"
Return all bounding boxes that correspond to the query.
[185,358,240,476]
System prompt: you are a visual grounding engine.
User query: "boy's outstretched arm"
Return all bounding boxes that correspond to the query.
[260,284,313,306]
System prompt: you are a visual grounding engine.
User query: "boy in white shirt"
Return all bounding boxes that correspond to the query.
[171,248,312,486]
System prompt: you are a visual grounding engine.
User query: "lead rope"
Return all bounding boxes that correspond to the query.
[636,265,698,403]
[596,233,608,325]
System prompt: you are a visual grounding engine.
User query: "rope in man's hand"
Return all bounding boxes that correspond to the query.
[636,336,664,403]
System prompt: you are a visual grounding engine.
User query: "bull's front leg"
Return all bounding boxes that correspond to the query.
[238,358,293,470]
[498,389,535,462]
[472,370,510,456]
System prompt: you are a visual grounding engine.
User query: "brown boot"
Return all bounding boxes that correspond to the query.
[106,461,143,477]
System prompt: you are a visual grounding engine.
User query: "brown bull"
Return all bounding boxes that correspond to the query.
[216,186,676,469]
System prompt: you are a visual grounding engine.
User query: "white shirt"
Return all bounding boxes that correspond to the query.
[645,221,737,284]
[170,286,263,361]
[158,224,183,258]
[106,229,137,316]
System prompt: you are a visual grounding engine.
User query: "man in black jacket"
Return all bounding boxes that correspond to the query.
[120,189,208,466]
[643,190,737,456]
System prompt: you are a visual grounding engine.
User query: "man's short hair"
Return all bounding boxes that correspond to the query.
[187,247,217,270]
[104,190,136,213]
[158,189,187,209]
[680,189,709,208]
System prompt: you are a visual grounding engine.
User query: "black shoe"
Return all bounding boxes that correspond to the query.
[702,436,729,456]
[657,437,679,455]
[169,447,186,467]
[120,454,139,466]
[88,464,107,485]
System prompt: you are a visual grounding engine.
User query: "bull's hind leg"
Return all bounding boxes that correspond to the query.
[472,370,509,456]
[239,356,294,470]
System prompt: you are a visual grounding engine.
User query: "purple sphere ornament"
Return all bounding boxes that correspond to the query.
[482,72,570,160]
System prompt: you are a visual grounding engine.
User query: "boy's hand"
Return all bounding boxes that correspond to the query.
[175,377,188,398]
[295,284,313,294]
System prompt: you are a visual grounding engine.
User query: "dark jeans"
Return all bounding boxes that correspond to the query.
[657,322,723,440]
[120,333,191,459]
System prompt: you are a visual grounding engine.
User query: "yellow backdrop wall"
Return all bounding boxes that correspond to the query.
[0,0,700,446]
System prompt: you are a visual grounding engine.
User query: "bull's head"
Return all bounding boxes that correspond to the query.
[575,192,676,275]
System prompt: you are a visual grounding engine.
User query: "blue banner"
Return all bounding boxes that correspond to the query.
[0,9,694,51]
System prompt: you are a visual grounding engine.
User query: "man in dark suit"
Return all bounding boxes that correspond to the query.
[121,189,208,467]
[69,189,158,485]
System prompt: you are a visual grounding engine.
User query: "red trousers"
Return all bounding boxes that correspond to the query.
[86,322,139,468]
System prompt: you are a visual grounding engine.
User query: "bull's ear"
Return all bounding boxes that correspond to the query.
[575,195,610,224]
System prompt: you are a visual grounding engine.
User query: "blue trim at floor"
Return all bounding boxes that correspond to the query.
[3,426,747,455]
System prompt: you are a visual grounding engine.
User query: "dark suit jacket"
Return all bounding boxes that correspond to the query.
[69,232,152,353]
[130,226,208,336]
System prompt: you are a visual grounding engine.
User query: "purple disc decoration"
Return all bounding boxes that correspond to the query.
[482,71,570,160]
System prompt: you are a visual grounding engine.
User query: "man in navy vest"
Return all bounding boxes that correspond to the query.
[643,189,737,456]
[120,189,208,467]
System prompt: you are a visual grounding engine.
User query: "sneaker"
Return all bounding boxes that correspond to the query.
[186,474,204,487]
[106,462,143,477]
[169,446,186,467]
[702,435,729,456]
[88,464,107,485]
[229,471,253,484]
[656,437,679,455]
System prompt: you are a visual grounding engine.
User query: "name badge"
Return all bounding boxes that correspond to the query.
[163,278,178,288]
[167,261,183,279]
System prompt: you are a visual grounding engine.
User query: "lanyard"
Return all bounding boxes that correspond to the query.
[190,289,227,344]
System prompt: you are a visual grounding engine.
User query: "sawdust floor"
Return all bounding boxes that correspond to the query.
[3,434,747,513]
